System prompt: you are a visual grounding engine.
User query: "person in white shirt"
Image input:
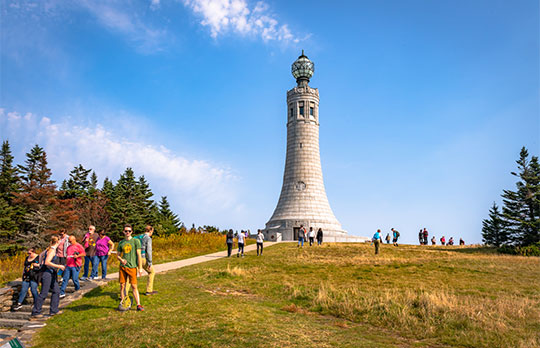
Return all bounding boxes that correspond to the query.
[236,231,245,258]
[308,227,315,246]
[256,229,264,256]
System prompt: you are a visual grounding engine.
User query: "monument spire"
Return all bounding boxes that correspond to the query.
[264,53,366,242]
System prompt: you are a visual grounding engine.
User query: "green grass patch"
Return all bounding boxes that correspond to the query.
[34,243,540,347]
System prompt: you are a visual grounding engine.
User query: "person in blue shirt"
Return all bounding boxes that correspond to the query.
[372,229,383,254]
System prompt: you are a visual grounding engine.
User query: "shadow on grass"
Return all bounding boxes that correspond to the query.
[436,246,498,255]
[83,284,119,302]
[66,304,112,312]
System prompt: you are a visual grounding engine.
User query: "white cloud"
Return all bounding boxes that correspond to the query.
[77,0,168,53]
[183,0,299,42]
[0,109,244,226]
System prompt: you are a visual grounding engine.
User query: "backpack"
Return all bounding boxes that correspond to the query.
[396,231,400,237]
[133,234,145,243]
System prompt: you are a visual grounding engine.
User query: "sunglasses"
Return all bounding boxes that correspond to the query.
[124,230,132,233]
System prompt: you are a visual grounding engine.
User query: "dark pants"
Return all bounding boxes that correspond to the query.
[57,257,66,278]
[32,271,60,315]
[17,280,39,304]
[257,242,263,255]
[317,238,322,245]
[237,243,244,255]
[374,240,380,254]
[227,242,233,257]
[309,237,314,246]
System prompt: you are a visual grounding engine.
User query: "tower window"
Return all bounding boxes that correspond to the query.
[310,107,314,116]
[299,106,304,116]
[290,108,293,117]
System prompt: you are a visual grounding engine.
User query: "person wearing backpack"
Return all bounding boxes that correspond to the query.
[13,247,40,311]
[391,228,400,246]
[31,236,65,319]
[372,229,383,255]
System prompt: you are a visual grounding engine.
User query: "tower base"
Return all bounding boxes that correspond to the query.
[263,219,369,243]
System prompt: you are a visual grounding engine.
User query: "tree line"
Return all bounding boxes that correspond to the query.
[0,140,183,254]
[482,147,540,253]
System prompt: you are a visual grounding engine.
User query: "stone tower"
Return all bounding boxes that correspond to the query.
[264,52,365,242]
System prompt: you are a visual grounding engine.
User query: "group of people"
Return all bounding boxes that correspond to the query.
[373,228,400,254]
[418,229,465,246]
[14,223,157,318]
[297,225,324,247]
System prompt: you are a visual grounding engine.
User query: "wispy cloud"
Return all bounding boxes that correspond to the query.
[0,109,244,225]
[77,0,168,53]
[183,0,299,42]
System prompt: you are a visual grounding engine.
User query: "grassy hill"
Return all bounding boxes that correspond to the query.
[33,243,540,348]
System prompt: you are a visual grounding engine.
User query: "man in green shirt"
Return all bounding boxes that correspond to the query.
[117,224,144,311]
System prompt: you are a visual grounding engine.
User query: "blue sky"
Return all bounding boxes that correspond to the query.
[1,0,538,244]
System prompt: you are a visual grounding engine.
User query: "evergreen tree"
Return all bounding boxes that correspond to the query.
[89,171,98,195]
[108,168,145,238]
[0,140,19,202]
[0,197,18,240]
[102,177,114,199]
[62,164,92,199]
[501,147,540,245]
[157,196,181,235]
[482,202,508,247]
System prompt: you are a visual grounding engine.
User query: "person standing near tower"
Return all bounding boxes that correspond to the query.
[316,228,323,246]
[298,225,306,247]
[308,227,315,246]
[256,229,264,256]
[372,229,383,255]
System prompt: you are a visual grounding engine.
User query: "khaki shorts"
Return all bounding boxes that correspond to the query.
[119,266,137,285]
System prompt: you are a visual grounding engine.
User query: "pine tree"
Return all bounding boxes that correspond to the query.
[482,202,508,247]
[108,168,144,238]
[501,147,540,246]
[0,197,18,240]
[62,164,92,199]
[0,140,19,202]
[157,196,181,235]
[89,171,98,195]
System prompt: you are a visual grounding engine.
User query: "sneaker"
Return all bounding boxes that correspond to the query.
[137,305,144,311]
[241,254,244,258]
[59,293,66,299]
[13,303,22,311]
[92,277,100,280]
[30,314,44,320]
[80,277,88,281]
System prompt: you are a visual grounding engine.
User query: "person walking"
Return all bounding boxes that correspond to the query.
[95,229,114,279]
[385,233,391,244]
[31,236,65,319]
[13,247,40,311]
[298,225,306,248]
[391,228,400,246]
[308,227,315,246]
[440,236,446,245]
[117,224,144,311]
[81,225,98,280]
[372,229,383,254]
[237,230,245,257]
[418,229,424,245]
[431,236,436,245]
[226,229,234,257]
[56,229,69,280]
[60,235,85,298]
[141,225,157,296]
[256,229,264,256]
[316,228,323,246]
[448,237,454,245]
[459,238,465,246]
[423,228,429,245]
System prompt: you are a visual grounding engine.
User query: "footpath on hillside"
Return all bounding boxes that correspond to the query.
[0,241,279,347]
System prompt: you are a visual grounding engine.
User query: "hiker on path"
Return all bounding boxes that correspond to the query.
[256,229,264,256]
[140,225,156,295]
[385,233,391,244]
[237,230,245,257]
[226,229,234,257]
[448,237,454,246]
[117,224,144,311]
[391,228,400,246]
[56,229,69,280]
[316,228,323,246]
[372,229,383,254]
[298,225,306,247]
[440,236,446,245]
[13,247,40,311]
[31,236,65,319]
[81,225,99,280]
[418,229,423,245]
[308,227,316,246]
[95,229,114,279]
[459,238,465,245]
[431,236,436,245]
[423,228,429,245]
[60,235,85,298]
